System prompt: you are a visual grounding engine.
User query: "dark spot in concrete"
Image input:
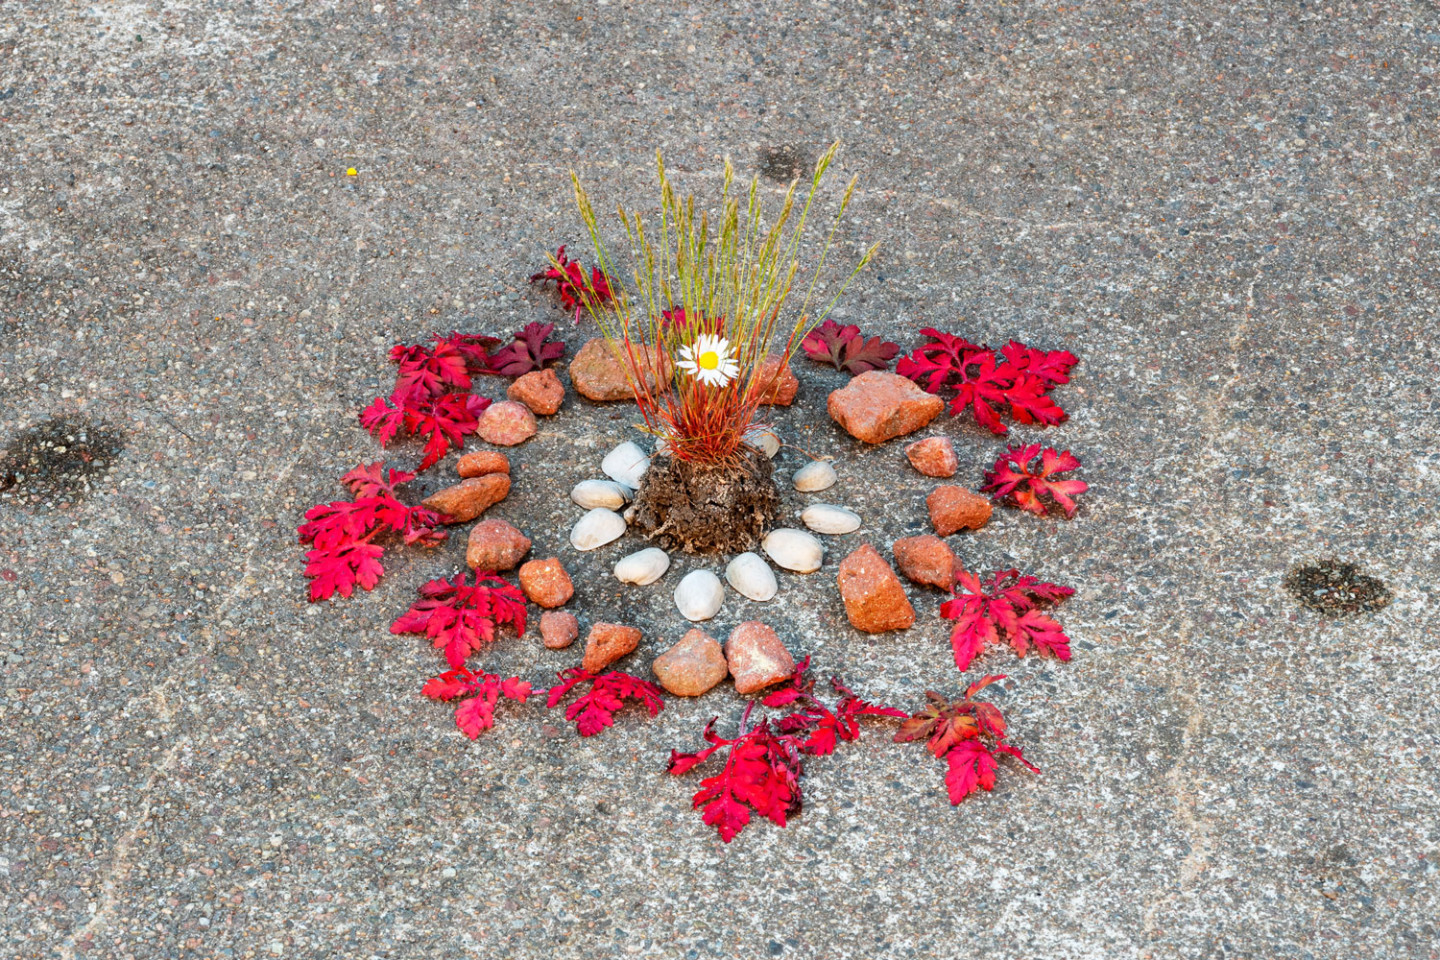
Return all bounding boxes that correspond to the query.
[1283,559,1392,616]
[758,144,814,184]
[0,416,125,505]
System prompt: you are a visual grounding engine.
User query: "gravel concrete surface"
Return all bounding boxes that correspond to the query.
[2,2,1438,958]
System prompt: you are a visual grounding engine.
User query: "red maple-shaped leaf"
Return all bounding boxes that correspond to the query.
[894,676,1038,806]
[800,319,900,375]
[422,666,531,739]
[764,657,904,756]
[360,390,490,471]
[896,329,1074,434]
[546,668,665,737]
[529,245,616,321]
[391,571,528,668]
[433,331,503,370]
[982,444,1089,518]
[297,463,448,602]
[668,704,805,843]
[940,569,1076,671]
[389,338,473,397]
[486,321,567,376]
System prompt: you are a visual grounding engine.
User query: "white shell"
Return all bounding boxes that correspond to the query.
[653,437,673,458]
[569,508,626,551]
[762,528,824,573]
[674,569,725,621]
[744,427,780,459]
[571,479,633,510]
[792,460,837,492]
[725,552,778,602]
[801,503,862,535]
[614,547,671,585]
[602,441,650,488]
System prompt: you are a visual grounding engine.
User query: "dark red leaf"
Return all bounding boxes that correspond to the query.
[486,321,567,376]
[896,329,1074,434]
[800,319,899,375]
[939,568,1074,672]
[530,245,616,321]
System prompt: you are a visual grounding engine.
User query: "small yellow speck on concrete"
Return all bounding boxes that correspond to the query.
[346,167,358,176]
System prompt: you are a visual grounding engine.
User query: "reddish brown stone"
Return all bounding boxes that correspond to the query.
[507,368,565,416]
[927,485,993,536]
[724,621,795,695]
[905,436,958,478]
[755,354,799,406]
[651,628,728,697]
[827,371,944,444]
[540,611,580,649]
[517,557,574,608]
[465,519,531,571]
[475,401,537,446]
[836,543,916,633]
[892,535,958,590]
[456,450,510,478]
[582,622,642,674]
[422,474,510,524]
[568,338,670,402]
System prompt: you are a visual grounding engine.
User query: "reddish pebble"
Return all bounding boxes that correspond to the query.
[507,368,565,416]
[827,371,944,444]
[724,621,795,694]
[582,622,642,674]
[927,485,993,536]
[755,354,799,406]
[540,611,579,649]
[892,535,958,590]
[465,519,531,571]
[568,338,670,402]
[422,474,510,524]
[476,401,537,446]
[456,450,510,477]
[836,543,916,633]
[905,436,958,478]
[652,629,728,697]
[517,557,574,608]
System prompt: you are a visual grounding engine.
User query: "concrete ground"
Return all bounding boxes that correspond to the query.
[2,1,1437,957]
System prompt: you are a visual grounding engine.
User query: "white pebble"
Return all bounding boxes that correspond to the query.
[674,569,725,621]
[569,508,626,551]
[801,503,862,535]
[570,479,633,510]
[725,552,778,602]
[744,426,780,458]
[602,441,650,488]
[762,528,824,573]
[792,460,837,492]
[614,547,671,585]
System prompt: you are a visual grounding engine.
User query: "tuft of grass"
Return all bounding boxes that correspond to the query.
[565,142,878,465]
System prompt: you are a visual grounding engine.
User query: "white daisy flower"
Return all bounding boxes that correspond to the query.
[676,334,739,387]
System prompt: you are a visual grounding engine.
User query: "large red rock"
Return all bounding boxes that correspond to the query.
[836,543,916,633]
[456,450,510,478]
[755,354,799,406]
[507,368,565,416]
[476,400,537,446]
[927,485,993,536]
[465,519,531,571]
[892,535,958,590]
[905,436,958,478]
[651,629,728,697]
[422,474,510,523]
[724,621,795,695]
[582,622,642,674]
[827,371,944,444]
[517,557,574,608]
[568,338,670,402]
[540,611,579,649]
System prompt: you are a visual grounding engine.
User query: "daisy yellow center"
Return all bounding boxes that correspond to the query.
[698,350,720,370]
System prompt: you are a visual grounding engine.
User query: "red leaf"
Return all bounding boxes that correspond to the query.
[982,444,1089,518]
[944,740,998,804]
[391,571,528,668]
[896,329,1074,434]
[530,245,616,321]
[421,665,530,740]
[894,680,1039,807]
[669,706,807,843]
[800,319,899,375]
[546,668,665,737]
[389,339,472,396]
[486,321,567,376]
[939,568,1075,672]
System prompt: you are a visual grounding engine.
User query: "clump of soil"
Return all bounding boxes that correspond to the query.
[1283,559,1392,616]
[631,445,781,554]
[0,417,125,505]
[758,144,814,183]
